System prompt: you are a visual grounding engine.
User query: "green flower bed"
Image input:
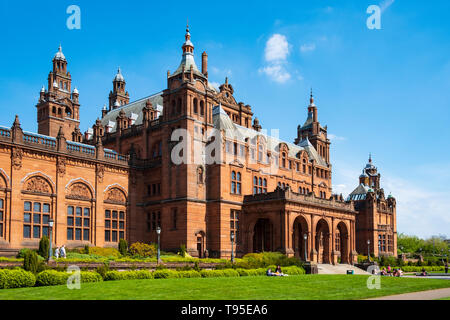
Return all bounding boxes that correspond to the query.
[0,269,36,289]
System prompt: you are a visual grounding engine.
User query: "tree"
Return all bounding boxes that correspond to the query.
[38,236,50,260]
[119,239,128,256]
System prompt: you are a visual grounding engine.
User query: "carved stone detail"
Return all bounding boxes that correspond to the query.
[97,165,105,183]
[69,183,92,200]
[57,157,66,177]
[25,177,51,194]
[12,148,23,170]
[106,188,126,203]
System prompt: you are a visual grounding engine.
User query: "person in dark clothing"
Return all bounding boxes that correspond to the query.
[445,262,449,274]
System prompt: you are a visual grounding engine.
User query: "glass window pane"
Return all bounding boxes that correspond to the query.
[33,226,40,238]
[112,231,117,242]
[84,218,90,228]
[105,230,110,242]
[0,224,3,237]
[112,221,117,229]
[34,203,41,212]
[0,199,3,209]
[83,229,89,241]
[33,214,40,224]
[119,211,124,220]
[67,228,73,240]
[76,207,82,216]
[230,221,234,229]
[76,218,82,227]
[75,228,82,240]
[105,210,111,219]
[43,215,49,225]
[23,225,31,238]
[119,221,124,230]
[42,226,49,237]
[112,211,118,219]
[43,204,50,213]
[105,220,111,229]
[24,202,31,211]
[0,212,2,221]
[119,231,124,240]
[84,208,90,217]
[68,206,74,216]
[67,217,74,226]
[24,213,31,223]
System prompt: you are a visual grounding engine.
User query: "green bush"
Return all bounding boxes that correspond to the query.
[87,247,121,258]
[36,270,69,286]
[119,239,128,256]
[235,252,303,269]
[180,244,187,258]
[129,242,157,258]
[38,236,50,260]
[0,269,36,289]
[283,266,306,275]
[200,270,226,278]
[105,270,153,281]
[153,269,180,279]
[222,269,240,277]
[178,270,201,278]
[80,271,103,283]
[96,263,110,279]
[23,250,39,274]
[17,248,34,259]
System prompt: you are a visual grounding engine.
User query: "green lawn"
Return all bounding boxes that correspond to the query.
[1,275,450,300]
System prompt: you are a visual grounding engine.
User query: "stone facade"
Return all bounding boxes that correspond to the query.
[0,26,397,263]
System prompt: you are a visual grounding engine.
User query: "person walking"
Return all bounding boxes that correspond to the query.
[60,245,66,259]
[54,247,59,259]
[445,262,448,274]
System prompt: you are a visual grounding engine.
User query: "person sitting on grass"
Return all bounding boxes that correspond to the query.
[274,265,289,277]
[420,268,428,276]
[266,268,275,276]
[381,267,387,276]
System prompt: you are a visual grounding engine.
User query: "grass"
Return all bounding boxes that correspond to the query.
[1,275,450,300]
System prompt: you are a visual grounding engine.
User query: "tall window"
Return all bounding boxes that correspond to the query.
[335,231,341,251]
[172,208,177,230]
[67,206,90,241]
[230,210,240,243]
[253,177,267,194]
[231,171,241,194]
[105,209,125,242]
[0,199,4,237]
[193,98,198,114]
[258,145,264,162]
[24,201,50,239]
[151,211,161,231]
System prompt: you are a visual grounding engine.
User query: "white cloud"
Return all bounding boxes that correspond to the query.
[260,34,292,83]
[328,134,346,141]
[259,65,291,83]
[300,43,316,53]
[265,34,290,62]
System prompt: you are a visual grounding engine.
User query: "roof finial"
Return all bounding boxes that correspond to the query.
[309,88,315,105]
[369,153,372,163]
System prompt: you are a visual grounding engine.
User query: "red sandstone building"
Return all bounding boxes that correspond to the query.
[0,27,397,263]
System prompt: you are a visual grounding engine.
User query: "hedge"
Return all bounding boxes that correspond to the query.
[399,266,445,272]
[177,270,201,278]
[0,269,36,289]
[36,270,102,287]
[104,270,153,281]
[153,269,181,279]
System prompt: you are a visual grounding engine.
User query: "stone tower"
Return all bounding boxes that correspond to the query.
[36,46,81,141]
[108,68,130,111]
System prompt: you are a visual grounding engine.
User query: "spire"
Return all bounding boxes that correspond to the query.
[172,24,201,78]
[369,153,372,163]
[114,67,125,82]
[54,45,66,61]
[309,88,315,106]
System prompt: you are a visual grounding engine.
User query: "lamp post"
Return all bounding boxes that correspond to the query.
[48,219,54,262]
[156,227,161,264]
[367,239,371,262]
[231,232,235,263]
[303,234,308,262]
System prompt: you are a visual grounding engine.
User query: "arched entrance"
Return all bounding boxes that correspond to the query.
[292,216,309,261]
[196,231,206,258]
[315,219,330,264]
[253,219,273,252]
[336,222,350,264]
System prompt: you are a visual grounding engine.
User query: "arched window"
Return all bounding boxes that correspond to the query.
[177,98,182,114]
[258,144,264,162]
[104,209,126,242]
[198,167,204,184]
[282,152,286,168]
[171,100,176,115]
[23,201,51,239]
[67,206,91,241]
[200,101,205,116]
[193,98,198,114]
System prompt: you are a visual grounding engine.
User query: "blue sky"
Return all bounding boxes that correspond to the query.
[0,0,449,238]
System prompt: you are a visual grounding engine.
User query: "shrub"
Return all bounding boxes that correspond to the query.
[36,270,69,286]
[200,270,225,278]
[222,269,240,277]
[283,266,306,275]
[104,270,154,281]
[153,270,180,279]
[178,270,201,278]
[17,248,34,259]
[237,252,303,269]
[23,250,39,274]
[193,260,201,272]
[38,236,50,260]
[176,264,193,271]
[180,244,187,258]
[119,239,128,256]
[0,269,36,289]
[87,247,121,258]
[96,263,110,279]
[129,242,157,258]
[80,271,103,283]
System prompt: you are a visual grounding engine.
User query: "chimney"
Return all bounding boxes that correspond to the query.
[202,52,208,77]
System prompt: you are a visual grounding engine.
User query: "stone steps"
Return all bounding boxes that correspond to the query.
[317,263,370,275]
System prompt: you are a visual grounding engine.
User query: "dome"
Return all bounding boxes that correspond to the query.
[359,169,368,178]
[73,87,79,94]
[114,67,125,82]
[40,86,45,93]
[114,101,121,107]
[53,81,58,88]
[54,45,66,61]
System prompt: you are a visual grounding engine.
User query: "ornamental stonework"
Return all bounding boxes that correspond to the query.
[12,147,23,170]
[25,176,51,194]
[97,165,105,183]
[106,188,126,204]
[57,157,66,177]
[68,183,92,200]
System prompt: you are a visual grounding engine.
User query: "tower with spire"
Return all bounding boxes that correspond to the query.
[36,45,81,140]
[294,90,330,164]
[108,67,130,111]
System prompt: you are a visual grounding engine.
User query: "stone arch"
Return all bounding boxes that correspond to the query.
[336,221,350,264]
[22,174,54,195]
[252,218,274,253]
[0,168,10,189]
[292,214,310,260]
[104,185,127,204]
[66,182,94,201]
[315,218,331,264]
[195,230,206,258]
